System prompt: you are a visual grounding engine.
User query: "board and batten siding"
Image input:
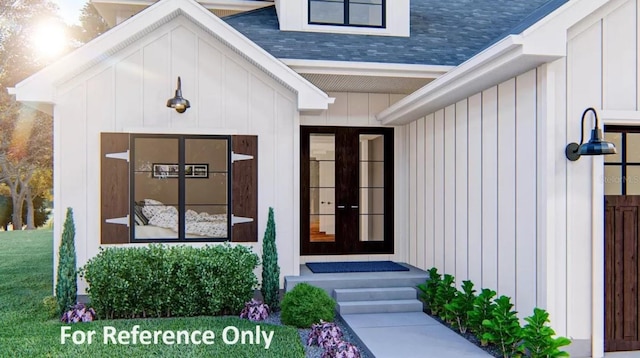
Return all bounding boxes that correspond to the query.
[403,69,541,318]
[53,15,299,293]
[299,92,409,263]
[561,0,640,355]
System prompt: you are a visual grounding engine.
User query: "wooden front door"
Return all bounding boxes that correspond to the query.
[300,126,394,255]
[605,196,640,351]
[604,126,640,351]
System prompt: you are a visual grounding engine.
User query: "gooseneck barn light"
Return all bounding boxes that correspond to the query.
[166,76,190,113]
[565,107,616,161]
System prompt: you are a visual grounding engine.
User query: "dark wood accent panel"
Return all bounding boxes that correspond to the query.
[605,195,640,351]
[100,133,130,244]
[231,135,257,242]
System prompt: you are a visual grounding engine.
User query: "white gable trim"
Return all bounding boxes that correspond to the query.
[12,0,330,112]
[378,0,611,125]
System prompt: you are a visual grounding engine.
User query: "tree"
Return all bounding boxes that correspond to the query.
[56,208,77,314]
[261,207,280,311]
[0,0,58,229]
[69,2,110,44]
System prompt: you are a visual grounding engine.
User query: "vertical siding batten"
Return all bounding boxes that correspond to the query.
[409,121,418,265]
[416,118,426,269]
[425,113,436,269]
[497,79,517,300]
[467,93,484,287]
[482,87,499,291]
[434,110,445,270]
[444,105,457,274]
[516,69,539,317]
[455,100,469,282]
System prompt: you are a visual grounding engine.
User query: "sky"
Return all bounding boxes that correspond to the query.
[53,0,85,25]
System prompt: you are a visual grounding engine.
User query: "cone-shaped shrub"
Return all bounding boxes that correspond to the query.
[261,207,280,311]
[56,208,77,315]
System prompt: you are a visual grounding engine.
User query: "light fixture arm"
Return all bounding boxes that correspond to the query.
[577,107,598,147]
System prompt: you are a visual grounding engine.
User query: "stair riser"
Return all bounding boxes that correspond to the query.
[337,301,423,315]
[285,277,426,295]
[334,289,417,302]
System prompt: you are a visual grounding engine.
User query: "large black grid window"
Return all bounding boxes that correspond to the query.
[309,0,385,28]
[603,126,640,195]
[130,134,231,242]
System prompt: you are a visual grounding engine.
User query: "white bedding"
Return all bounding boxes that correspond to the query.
[138,199,227,238]
[135,225,213,239]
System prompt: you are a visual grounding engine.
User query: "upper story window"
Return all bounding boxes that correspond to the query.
[309,0,385,28]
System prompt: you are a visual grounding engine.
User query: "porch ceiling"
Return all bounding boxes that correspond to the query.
[301,74,434,95]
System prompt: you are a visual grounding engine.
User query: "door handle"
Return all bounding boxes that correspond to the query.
[351,205,359,209]
[337,205,345,209]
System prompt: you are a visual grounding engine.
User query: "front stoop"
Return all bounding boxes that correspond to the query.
[334,287,423,314]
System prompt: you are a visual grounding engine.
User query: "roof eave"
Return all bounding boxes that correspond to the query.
[378,0,610,125]
[14,0,330,112]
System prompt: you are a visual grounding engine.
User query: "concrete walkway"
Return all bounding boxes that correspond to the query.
[341,312,491,358]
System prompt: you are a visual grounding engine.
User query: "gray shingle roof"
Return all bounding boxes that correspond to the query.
[223,0,568,66]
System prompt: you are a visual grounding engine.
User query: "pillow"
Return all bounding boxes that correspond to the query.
[133,202,148,226]
[142,198,165,219]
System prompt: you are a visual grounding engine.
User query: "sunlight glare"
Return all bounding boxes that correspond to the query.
[30,19,68,59]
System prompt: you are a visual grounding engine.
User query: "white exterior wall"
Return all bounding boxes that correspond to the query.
[52,15,300,293]
[562,0,640,356]
[400,1,640,356]
[299,92,409,263]
[402,69,542,319]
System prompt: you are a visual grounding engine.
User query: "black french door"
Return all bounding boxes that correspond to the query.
[301,126,394,255]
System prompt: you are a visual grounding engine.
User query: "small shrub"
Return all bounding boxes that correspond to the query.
[519,308,571,358]
[42,296,58,319]
[56,208,77,315]
[61,303,96,323]
[468,288,497,346]
[435,274,457,322]
[417,267,442,315]
[444,280,476,333]
[239,299,270,321]
[322,341,362,358]
[482,295,522,358]
[307,320,343,349]
[281,283,335,328]
[261,207,281,311]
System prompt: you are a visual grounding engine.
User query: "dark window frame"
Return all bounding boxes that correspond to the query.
[308,0,386,28]
[129,133,233,243]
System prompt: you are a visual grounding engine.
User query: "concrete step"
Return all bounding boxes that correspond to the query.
[285,263,428,296]
[337,299,423,315]
[334,287,417,302]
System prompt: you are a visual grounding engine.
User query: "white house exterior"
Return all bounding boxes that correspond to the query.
[11,0,640,356]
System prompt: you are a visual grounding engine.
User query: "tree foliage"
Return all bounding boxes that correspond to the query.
[261,207,280,311]
[69,2,110,44]
[56,208,77,314]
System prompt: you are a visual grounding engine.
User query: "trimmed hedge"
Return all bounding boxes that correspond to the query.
[80,244,259,319]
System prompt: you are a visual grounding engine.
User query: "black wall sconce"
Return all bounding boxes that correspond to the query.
[166,76,190,113]
[565,107,616,161]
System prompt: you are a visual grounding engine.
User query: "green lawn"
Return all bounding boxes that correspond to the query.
[0,230,304,357]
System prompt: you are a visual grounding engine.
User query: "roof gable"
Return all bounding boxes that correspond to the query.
[12,0,331,113]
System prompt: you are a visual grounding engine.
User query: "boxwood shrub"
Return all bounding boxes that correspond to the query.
[80,244,259,319]
[281,283,335,328]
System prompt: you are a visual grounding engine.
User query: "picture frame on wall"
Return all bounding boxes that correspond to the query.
[152,164,208,178]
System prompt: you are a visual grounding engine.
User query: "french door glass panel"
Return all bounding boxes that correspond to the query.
[309,134,336,243]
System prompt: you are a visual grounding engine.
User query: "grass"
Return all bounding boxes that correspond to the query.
[0,230,304,357]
